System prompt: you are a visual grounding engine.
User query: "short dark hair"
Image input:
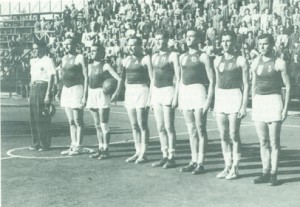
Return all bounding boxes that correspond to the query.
[221,30,237,42]
[258,33,275,47]
[155,29,169,40]
[128,35,143,46]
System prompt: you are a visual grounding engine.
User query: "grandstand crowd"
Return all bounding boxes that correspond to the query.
[2,0,300,98]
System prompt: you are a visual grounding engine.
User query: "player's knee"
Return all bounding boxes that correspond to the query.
[157,125,166,133]
[74,118,83,127]
[270,137,280,149]
[186,122,197,135]
[69,119,75,126]
[165,124,175,134]
[95,124,101,130]
[196,123,206,134]
[229,131,240,142]
[100,123,110,135]
[131,123,140,131]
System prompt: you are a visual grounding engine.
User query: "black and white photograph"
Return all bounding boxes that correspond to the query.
[1,0,300,206]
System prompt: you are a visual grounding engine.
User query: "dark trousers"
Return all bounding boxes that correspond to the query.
[30,82,51,149]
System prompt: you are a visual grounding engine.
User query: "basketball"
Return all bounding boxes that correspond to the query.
[102,78,118,95]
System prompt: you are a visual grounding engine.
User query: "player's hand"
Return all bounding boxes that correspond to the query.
[281,109,287,122]
[44,95,50,105]
[111,92,118,103]
[202,102,210,114]
[171,98,178,109]
[80,98,86,108]
[238,107,247,119]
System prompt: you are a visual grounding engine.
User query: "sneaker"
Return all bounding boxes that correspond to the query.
[180,162,197,173]
[163,158,176,169]
[135,154,149,164]
[38,147,49,152]
[152,157,168,167]
[29,146,39,150]
[126,154,139,163]
[68,146,82,156]
[192,164,205,175]
[61,146,73,155]
[225,166,239,180]
[269,174,278,186]
[89,150,101,158]
[216,168,230,179]
[98,149,110,160]
[253,173,270,184]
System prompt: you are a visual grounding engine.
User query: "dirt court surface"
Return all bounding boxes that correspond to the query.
[1,101,300,207]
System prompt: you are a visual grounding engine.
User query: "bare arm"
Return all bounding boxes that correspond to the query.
[277,58,290,122]
[200,53,215,113]
[76,54,88,107]
[170,52,180,108]
[44,57,56,104]
[237,56,250,118]
[250,56,260,99]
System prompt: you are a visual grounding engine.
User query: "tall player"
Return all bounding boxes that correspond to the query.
[60,38,88,156]
[179,29,215,175]
[122,36,153,164]
[251,34,290,186]
[151,30,180,169]
[214,31,249,180]
[87,44,122,160]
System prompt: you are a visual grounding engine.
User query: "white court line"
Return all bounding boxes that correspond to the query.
[0,157,14,160]
[3,123,254,160]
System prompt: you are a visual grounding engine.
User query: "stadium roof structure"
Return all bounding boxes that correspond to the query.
[0,0,85,15]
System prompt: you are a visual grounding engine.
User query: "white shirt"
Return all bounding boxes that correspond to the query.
[30,56,56,83]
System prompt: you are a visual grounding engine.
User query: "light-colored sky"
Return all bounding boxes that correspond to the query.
[0,0,86,14]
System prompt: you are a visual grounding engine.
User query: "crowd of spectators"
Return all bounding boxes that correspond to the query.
[2,0,300,98]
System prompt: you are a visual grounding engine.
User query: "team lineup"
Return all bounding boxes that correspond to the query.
[28,29,290,187]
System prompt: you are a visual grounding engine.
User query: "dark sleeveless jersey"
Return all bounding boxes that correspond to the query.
[255,57,282,95]
[153,52,174,88]
[181,51,207,85]
[217,56,242,89]
[61,55,84,88]
[124,55,149,85]
[89,62,106,89]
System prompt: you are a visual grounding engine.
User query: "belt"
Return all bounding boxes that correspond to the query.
[32,80,48,84]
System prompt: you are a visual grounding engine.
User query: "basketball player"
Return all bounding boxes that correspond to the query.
[251,34,290,186]
[122,36,153,164]
[151,30,180,169]
[179,29,215,174]
[60,38,88,156]
[214,31,249,180]
[87,44,122,159]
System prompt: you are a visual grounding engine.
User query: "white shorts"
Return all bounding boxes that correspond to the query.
[151,86,174,106]
[86,87,110,109]
[178,83,207,110]
[124,84,150,109]
[214,88,242,114]
[61,85,84,109]
[252,94,283,122]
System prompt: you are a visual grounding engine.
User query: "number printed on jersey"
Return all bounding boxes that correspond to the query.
[191,56,197,63]
[257,65,264,75]
[219,63,225,72]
